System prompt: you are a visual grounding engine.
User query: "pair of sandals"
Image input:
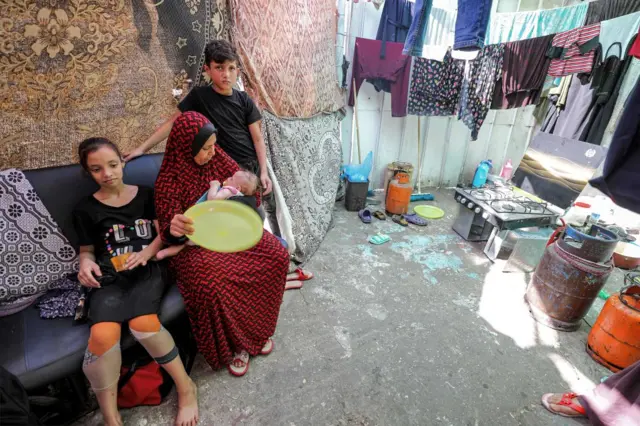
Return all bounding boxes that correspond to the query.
[228,338,274,377]
[358,209,385,223]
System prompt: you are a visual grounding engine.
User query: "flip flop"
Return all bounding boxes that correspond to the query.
[260,338,274,355]
[227,351,250,377]
[359,209,372,224]
[403,213,428,226]
[369,234,390,245]
[392,215,409,227]
[287,268,313,282]
[373,210,387,220]
[541,393,586,418]
[285,280,303,291]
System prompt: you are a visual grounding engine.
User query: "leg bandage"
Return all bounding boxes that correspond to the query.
[83,343,122,392]
[129,317,179,365]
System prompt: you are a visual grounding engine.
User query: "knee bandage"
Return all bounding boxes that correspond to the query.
[130,326,179,365]
[82,343,121,392]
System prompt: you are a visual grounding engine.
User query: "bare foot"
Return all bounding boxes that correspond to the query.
[541,393,586,417]
[175,379,199,426]
[104,413,123,426]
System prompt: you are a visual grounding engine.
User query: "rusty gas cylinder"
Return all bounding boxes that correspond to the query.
[587,276,640,372]
[525,241,614,332]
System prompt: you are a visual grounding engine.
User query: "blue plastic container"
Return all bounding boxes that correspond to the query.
[472,160,493,188]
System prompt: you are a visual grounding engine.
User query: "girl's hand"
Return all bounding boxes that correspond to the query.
[170,214,194,237]
[125,250,152,270]
[78,259,102,288]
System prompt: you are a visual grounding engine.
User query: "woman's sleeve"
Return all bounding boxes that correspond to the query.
[154,176,184,245]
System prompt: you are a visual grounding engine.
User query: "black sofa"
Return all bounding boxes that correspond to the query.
[0,154,186,392]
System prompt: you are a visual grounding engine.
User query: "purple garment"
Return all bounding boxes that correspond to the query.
[348,38,411,118]
[491,34,554,109]
[579,359,640,425]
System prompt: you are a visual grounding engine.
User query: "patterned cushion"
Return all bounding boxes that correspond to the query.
[0,169,77,305]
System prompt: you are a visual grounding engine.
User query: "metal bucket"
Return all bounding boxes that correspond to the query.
[525,242,614,331]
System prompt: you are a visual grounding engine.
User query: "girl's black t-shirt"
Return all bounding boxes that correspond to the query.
[72,186,157,260]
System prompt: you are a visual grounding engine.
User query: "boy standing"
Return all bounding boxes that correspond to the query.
[125,40,279,236]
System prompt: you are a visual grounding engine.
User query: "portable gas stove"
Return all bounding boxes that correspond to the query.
[452,184,563,260]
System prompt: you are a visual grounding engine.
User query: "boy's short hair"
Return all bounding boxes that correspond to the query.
[205,39,240,66]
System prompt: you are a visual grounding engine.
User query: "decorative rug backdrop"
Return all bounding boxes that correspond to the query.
[230,0,344,118]
[0,169,77,316]
[263,110,344,263]
[0,0,230,170]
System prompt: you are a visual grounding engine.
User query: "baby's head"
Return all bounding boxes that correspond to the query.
[225,170,259,196]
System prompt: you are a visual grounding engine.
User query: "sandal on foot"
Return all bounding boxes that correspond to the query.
[369,234,390,245]
[285,280,303,291]
[373,210,387,220]
[404,213,428,226]
[392,215,409,227]
[541,393,586,418]
[260,338,274,355]
[359,209,372,224]
[227,351,250,377]
[287,268,313,282]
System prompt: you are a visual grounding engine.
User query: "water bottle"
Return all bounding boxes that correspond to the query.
[472,160,493,188]
[500,159,513,180]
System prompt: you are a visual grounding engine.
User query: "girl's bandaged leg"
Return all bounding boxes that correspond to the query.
[83,343,122,392]
[129,315,179,365]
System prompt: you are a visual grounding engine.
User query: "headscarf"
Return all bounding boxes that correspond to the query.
[155,112,240,237]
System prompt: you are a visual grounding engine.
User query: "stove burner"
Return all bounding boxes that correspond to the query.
[490,197,550,215]
[466,185,512,201]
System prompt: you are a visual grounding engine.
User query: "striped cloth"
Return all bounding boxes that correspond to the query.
[548,23,600,77]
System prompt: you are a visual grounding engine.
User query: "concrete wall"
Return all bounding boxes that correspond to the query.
[336,0,587,189]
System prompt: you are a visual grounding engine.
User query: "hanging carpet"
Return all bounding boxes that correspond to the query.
[0,1,230,170]
[229,0,343,117]
[263,111,344,264]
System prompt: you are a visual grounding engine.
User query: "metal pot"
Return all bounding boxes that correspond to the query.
[613,242,640,270]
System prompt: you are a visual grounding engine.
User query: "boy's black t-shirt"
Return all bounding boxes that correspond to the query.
[178,86,262,167]
[72,187,157,260]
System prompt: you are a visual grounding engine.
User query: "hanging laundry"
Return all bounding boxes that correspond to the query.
[585,0,640,25]
[408,50,464,116]
[491,34,554,110]
[547,23,601,77]
[630,29,640,59]
[537,76,572,133]
[599,12,640,60]
[589,78,640,214]
[485,3,588,45]
[601,58,640,147]
[552,75,595,140]
[454,0,493,51]
[403,0,434,56]
[348,38,411,117]
[458,44,505,140]
[377,0,414,58]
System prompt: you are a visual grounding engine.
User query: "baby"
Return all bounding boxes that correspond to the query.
[156,170,259,259]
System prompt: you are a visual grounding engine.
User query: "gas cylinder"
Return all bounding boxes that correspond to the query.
[525,228,615,331]
[385,171,412,215]
[587,278,640,372]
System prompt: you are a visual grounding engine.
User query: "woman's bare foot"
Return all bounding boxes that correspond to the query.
[541,393,586,417]
[175,379,199,426]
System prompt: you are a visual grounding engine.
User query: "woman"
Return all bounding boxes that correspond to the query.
[73,138,198,426]
[541,359,640,424]
[154,111,289,376]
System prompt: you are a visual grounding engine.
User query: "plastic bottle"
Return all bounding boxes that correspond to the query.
[472,160,493,188]
[500,159,513,180]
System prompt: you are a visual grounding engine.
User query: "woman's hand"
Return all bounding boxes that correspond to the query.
[260,172,273,195]
[170,214,194,237]
[78,259,102,288]
[123,147,144,162]
[125,249,152,270]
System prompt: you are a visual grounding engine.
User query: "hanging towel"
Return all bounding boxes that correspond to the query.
[485,3,588,45]
[403,0,434,56]
[589,78,640,214]
[547,23,601,77]
[458,44,505,140]
[408,50,464,116]
[599,12,640,60]
[491,34,554,110]
[349,38,411,118]
[585,0,640,25]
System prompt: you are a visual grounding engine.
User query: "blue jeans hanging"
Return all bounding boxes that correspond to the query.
[403,0,433,56]
[454,0,494,51]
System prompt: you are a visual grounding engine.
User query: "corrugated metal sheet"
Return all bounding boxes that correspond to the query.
[339,0,587,188]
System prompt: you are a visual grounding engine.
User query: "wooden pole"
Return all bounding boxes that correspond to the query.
[417,117,422,193]
[352,78,362,164]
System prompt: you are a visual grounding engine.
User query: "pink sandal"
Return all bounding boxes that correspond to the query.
[541,393,586,418]
[287,268,313,282]
[227,351,249,377]
[260,338,274,355]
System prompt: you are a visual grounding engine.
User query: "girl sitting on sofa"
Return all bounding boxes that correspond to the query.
[72,137,198,426]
